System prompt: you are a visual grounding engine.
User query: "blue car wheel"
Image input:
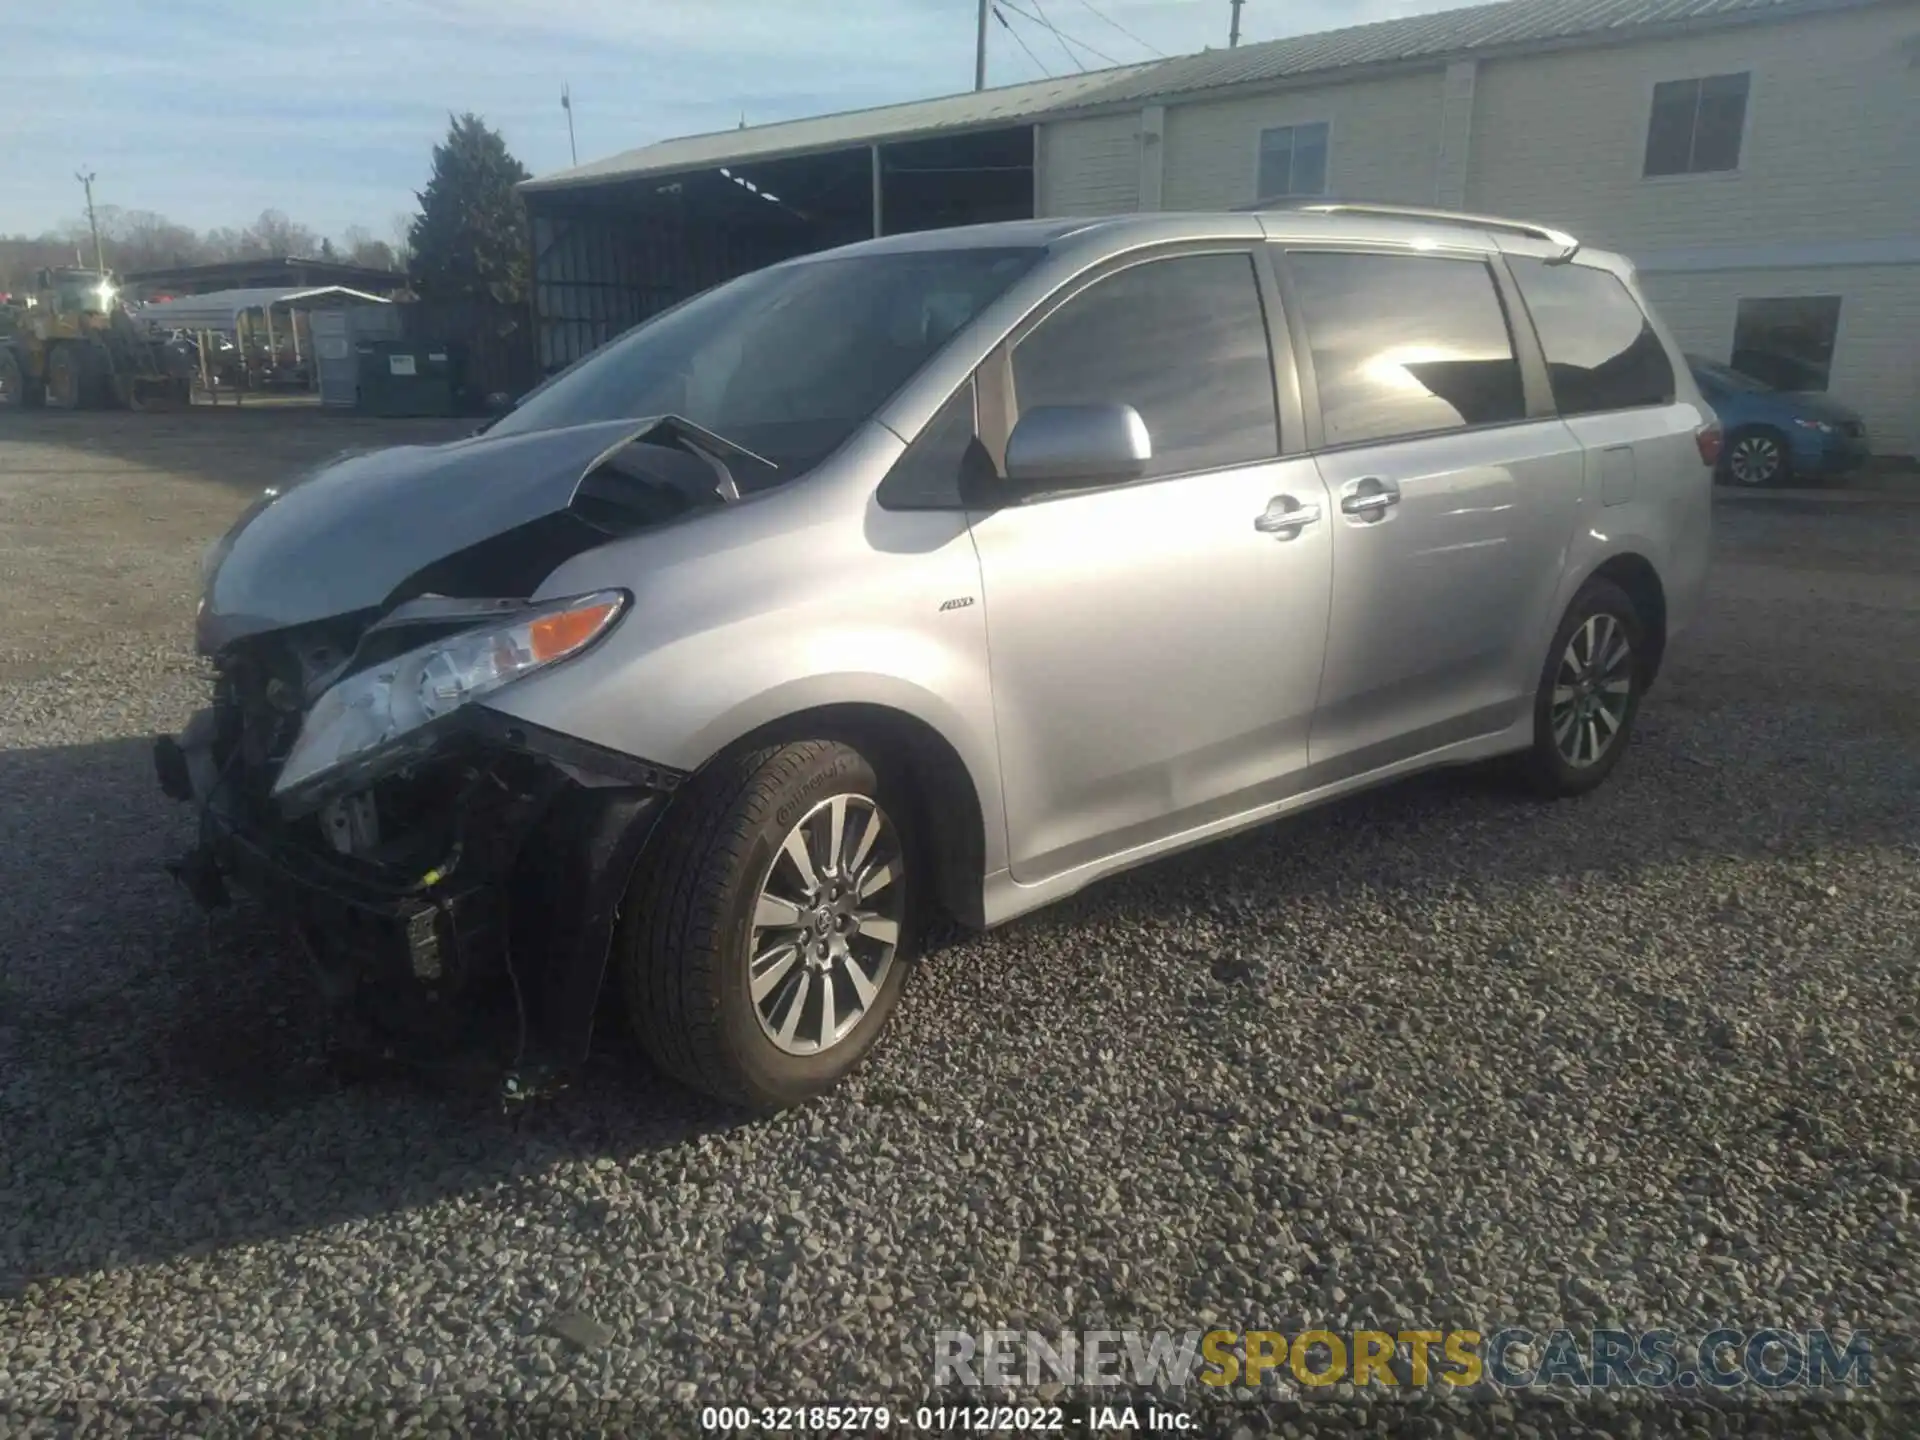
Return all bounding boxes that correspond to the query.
[1726,428,1789,486]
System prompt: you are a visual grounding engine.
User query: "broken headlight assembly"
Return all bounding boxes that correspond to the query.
[271,589,629,805]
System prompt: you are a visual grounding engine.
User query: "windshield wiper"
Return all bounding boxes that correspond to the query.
[637,414,779,503]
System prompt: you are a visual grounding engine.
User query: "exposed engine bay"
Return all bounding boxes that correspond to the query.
[154,416,765,1096]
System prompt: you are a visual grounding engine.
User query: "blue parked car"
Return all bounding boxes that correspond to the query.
[1687,355,1870,487]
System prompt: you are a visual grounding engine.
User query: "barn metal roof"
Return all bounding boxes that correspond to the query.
[134,286,390,335]
[521,65,1158,193]
[1072,0,1886,106]
[522,0,1881,195]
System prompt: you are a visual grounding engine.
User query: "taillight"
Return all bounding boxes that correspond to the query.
[1695,423,1724,467]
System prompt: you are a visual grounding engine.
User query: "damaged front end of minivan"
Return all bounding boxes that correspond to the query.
[153,416,762,1098]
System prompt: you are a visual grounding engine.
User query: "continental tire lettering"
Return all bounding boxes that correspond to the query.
[775,761,856,829]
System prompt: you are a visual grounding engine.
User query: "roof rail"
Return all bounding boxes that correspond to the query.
[1241,198,1581,264]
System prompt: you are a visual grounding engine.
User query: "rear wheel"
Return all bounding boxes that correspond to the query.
[619,740,915,1110]
[1518,578,1647,798]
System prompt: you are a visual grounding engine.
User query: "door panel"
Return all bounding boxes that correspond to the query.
[1278,248,1583,779]
[971,458,1332,882]
[971,244,1332,884]
[1309,425,1581,779]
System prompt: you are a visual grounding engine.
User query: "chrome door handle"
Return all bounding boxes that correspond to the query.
[1254,496,1322,537]
[1340,478,1400,519]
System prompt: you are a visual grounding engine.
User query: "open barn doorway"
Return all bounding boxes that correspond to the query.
[524,125,1035,378]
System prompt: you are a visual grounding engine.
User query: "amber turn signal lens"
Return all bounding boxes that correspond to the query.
[529,601,621,663]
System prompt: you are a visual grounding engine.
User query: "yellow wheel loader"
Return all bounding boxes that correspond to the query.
[0,268,193,412]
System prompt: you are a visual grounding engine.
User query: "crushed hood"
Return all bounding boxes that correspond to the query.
[196,417,718,654]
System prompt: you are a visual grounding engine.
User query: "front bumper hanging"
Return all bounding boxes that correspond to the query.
[154,703,679,1090]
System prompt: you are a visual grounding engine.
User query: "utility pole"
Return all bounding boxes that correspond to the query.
[561,85,578,165]
[975,0,990,90]
[75,169,105,273]
[1229,0,1245,47]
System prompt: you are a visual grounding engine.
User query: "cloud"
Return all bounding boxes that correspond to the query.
[3,0,1461,238]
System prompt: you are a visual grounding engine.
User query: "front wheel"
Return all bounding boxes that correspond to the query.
[1517,578,1647,799]
[1723,428,1790,487]
[619,740,915,1110]
[0,348,35,409]
[46,345,82,410]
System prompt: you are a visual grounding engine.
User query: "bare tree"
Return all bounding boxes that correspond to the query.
[200,227,245,261]
[390,213,416,273]
[109,210,209,272]
[2,204,395,289]
[339,225,399,272]
[240,208,321,259]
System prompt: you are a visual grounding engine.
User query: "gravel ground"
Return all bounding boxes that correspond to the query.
[1,411,1917,1437]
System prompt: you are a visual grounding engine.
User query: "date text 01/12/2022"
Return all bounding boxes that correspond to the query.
[918,1405,1193,1433]
[697,1403,1196,1431]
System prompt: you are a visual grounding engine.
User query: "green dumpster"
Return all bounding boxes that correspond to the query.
[355,342,456,417]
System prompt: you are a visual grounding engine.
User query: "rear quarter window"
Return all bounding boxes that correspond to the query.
[1510,259,1676,416]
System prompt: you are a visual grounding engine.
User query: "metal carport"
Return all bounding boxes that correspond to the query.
[134,285,393,398]
[517,66,1152,376]
[134,285,391,338]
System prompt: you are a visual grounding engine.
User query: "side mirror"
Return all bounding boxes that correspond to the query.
[1003,403,1152,492]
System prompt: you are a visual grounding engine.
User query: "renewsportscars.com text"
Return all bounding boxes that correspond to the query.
[933,1327,1875,1393]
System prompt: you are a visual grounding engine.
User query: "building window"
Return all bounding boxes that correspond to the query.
[1643,72,1750,176]
[1257,122,1330,199]
[1731,296,1842,392]
[1284,250,1526,447]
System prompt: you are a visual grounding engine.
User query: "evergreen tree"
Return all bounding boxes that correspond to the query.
[407,113,532,304]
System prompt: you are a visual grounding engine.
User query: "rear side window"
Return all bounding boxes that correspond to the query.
[1011,252,1278,480]
[1285,251,1526,448]
[1510,259,1676,415]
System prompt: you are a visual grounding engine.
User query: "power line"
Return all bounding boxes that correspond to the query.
[1028,0,1087,71]
[999,0,1121,67]
[1000,0,1117,67]
[1069,0,1166,57]
[992,5,1054,77]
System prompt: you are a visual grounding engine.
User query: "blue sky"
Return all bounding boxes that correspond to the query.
[3,0,1460,241]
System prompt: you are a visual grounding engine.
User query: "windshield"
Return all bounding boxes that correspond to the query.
[54,272,114,314]
[1690,356,1773,394]
[489,246,1041,472]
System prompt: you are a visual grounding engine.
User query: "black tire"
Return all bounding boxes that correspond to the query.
[618,740,917,1110]
[78,346,116,409]
[1721,426,1791,487]
[0,349,21,409]
[1517,578,1647,799]
[45,344,81,410]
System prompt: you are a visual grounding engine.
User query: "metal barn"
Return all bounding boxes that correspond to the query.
[516,68,1148,377]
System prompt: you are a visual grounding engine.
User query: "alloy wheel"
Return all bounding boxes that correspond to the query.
[1728,434,1782,485]
[1551,612,1634,768]
[747,792,905,1056]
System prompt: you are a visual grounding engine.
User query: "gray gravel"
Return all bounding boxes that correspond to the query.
[2,411,1917,1435]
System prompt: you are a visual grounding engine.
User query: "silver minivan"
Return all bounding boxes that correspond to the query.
[157,203,1717,1109]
